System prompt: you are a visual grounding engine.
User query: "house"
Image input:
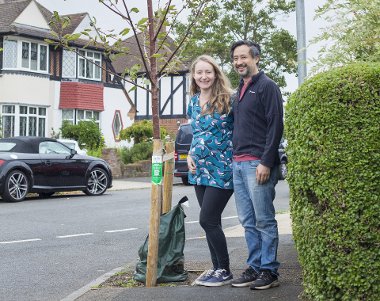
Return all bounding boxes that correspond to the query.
[112,32,190,134]
[0,0,135,147]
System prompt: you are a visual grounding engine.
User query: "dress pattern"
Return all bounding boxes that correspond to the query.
[187,94,234,189]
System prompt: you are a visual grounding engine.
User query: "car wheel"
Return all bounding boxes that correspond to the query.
[39,192,55,198]
[2,170,29,202]
[181,176,190,186]
[84,168,109,196]
[280,163,287,180]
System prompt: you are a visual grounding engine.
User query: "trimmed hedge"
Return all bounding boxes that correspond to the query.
[285,63,380,300]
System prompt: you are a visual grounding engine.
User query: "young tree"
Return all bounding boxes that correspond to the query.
[310,0,380,74]
[48,0,209,287]
[175,0,297,89]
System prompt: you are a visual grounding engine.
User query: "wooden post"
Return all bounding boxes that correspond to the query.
[162,140,174,214]
[146,139,163,287]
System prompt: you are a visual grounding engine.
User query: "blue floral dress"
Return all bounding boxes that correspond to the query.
[187,94,234,189]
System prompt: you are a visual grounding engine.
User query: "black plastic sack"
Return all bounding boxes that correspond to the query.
[134,196,188,283]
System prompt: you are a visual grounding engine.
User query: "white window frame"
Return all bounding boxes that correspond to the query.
[1,105,15,138]
[1,104,47,138]
[62,109,100,126]
[2,37,49,73]
[78,49,102,81]
[62,49,77,78]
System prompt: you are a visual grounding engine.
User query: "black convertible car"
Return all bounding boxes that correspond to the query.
[0,136,112,202]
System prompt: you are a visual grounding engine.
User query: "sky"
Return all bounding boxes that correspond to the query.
[37,0,328,92]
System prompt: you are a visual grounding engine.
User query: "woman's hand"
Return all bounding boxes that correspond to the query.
[187,155,196,174]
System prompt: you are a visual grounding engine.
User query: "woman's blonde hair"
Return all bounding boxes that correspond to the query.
[190,55,232,115]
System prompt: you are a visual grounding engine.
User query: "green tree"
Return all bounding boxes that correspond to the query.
[119,120,168,144]
[175,0,297,89]
[311,0,380,73]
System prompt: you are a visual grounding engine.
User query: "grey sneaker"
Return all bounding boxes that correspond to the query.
[250,270,279,290]
[194,269,215,285]
[202,269,233,287]
[231,266,259,287]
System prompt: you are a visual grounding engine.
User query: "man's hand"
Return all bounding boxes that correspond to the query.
[187,155,196,174]
[256,163,270,184]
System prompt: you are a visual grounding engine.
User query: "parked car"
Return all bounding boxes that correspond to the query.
[0,136,112,202]
[174,123,192,185]
[58,139,87,155]
[278,138,288,180]
[174,123,288,183]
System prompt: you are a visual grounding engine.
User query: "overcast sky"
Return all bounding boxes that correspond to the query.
[37,0,327,92]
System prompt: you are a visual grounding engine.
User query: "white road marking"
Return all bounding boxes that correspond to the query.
[186,236,205,241]
[57,233,94,239]
[185,220,199,224]
[222,215,238,220]
[0,238,42,244]
[104,228,138,233]
[186,215,238,224]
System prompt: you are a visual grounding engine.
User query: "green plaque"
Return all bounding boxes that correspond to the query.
[151,155,163,185]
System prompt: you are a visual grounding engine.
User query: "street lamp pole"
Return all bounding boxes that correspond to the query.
[296,0,307,85]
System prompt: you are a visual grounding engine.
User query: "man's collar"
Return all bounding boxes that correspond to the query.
[239,70,264,87]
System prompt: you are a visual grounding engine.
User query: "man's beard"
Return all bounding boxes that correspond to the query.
[235,64,253,78]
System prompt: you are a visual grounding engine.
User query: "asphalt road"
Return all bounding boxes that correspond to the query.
[0,181,289,301]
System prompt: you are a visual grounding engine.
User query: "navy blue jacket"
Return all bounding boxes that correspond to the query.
[232,71,284,168]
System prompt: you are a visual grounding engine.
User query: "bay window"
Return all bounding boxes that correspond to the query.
[1,105,46,138]
[2,38,49,73]
[62,109,100,126]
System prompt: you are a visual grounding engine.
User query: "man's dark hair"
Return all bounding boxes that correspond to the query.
[230,40,261,61]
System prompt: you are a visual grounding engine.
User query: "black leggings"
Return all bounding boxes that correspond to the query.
[194,185,233,272]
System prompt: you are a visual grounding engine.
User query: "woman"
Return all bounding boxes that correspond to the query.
[187,55,234,287]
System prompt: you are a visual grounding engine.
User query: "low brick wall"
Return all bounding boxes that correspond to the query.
[121,159,151,178]
[101,148,151,179]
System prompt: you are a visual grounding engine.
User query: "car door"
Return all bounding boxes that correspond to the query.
[39,141,89,188]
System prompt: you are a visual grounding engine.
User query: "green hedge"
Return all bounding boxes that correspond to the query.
[285,63,380,300]
[118,141,153,164]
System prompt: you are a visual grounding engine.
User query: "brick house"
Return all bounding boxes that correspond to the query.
[0,0,189,145]
[112,32,190,134]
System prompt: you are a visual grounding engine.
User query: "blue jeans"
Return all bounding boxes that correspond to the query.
[233,160,280,274]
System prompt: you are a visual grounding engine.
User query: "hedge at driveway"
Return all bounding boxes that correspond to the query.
[285,63,379,301]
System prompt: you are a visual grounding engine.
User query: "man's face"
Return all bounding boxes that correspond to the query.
[232,45,259,79]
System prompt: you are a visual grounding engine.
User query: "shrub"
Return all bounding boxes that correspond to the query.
[61,120,105,150]
[87,147,103,158]
[285,62,380,300]
[119,120,168,144]
[118,141,153,164]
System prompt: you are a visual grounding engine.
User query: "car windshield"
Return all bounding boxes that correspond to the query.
[0,142,16,152]
[62,142,75,149]
[176,125,193,144]
[39,141,71,155]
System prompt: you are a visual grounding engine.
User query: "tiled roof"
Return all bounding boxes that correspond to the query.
[61,12,87,35]
[0,1,188,68]
[0,0,32,33]
[0,0,104,50]
[111,32,189,75]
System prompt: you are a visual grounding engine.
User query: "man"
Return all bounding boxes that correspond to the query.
[230,40,283,290]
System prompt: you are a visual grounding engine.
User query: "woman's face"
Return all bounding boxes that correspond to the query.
[193,60,216,91]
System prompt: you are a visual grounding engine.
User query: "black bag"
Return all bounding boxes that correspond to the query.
[133,196,188,283]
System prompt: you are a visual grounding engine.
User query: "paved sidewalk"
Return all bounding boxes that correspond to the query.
[70,178,303,301]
